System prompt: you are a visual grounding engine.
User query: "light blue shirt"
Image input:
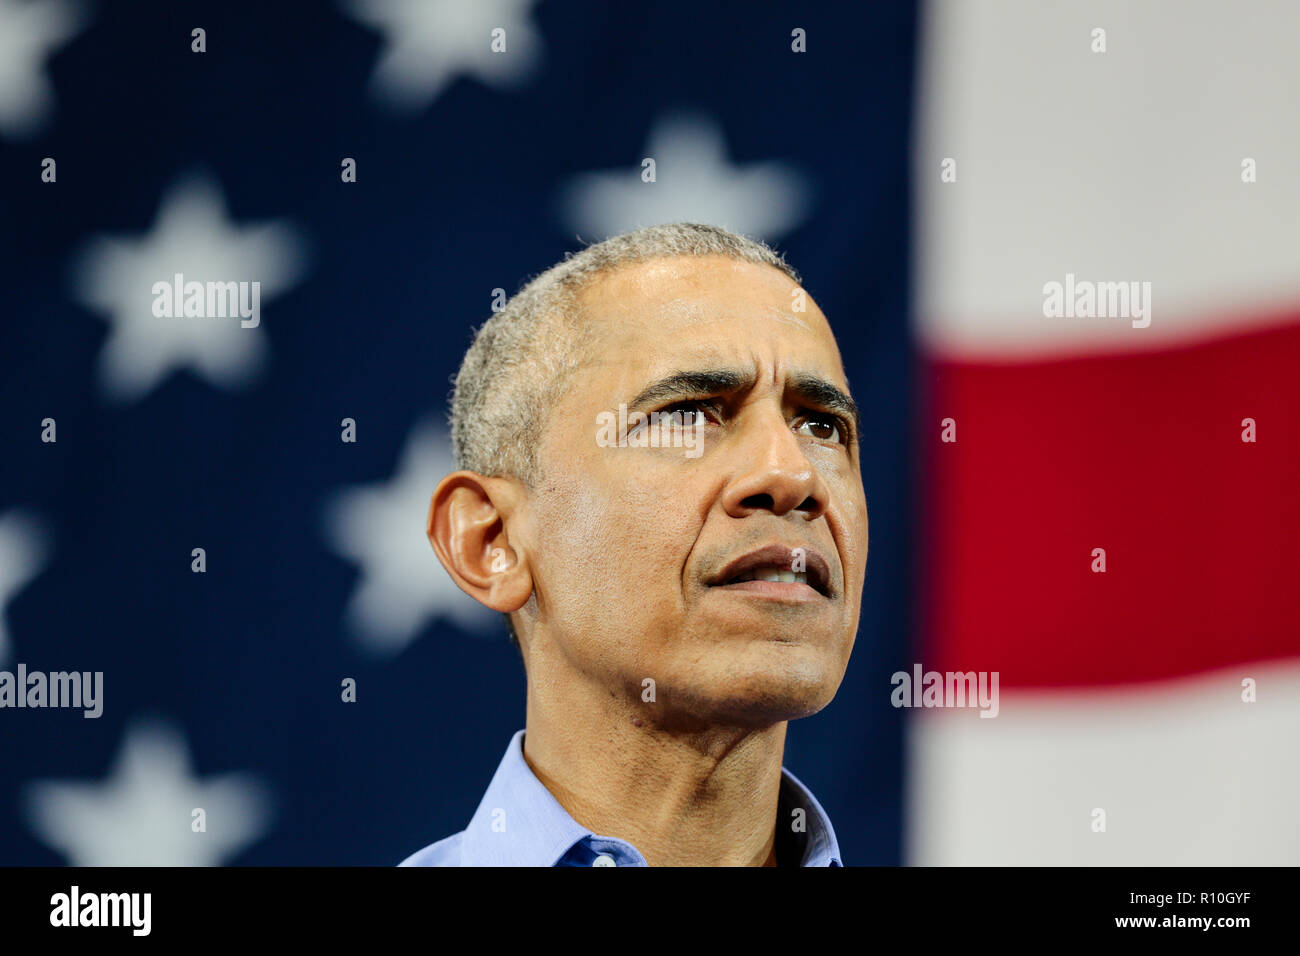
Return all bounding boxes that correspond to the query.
[400,729,842,867]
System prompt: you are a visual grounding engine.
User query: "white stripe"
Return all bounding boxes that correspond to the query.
[906,661,1300,864]
[916,0,1300,357]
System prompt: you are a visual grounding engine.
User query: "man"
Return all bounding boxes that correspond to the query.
[401,223,868,866]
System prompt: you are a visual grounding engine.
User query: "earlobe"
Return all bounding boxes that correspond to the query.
[427,471,532,614]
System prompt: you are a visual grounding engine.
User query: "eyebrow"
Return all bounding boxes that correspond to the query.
[627,368,861,437]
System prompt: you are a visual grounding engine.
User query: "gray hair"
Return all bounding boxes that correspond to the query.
[448,222,802,487]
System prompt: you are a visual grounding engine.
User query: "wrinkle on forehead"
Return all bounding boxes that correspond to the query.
[673,296,816,332]
[602,294,819,336]
[574,261,833,371]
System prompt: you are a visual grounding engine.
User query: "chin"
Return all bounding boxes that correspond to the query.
[672,646,845,727]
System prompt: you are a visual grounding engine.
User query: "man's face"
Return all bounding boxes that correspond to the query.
[521,255,868,728]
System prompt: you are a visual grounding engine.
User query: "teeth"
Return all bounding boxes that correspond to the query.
[732,569,808,585]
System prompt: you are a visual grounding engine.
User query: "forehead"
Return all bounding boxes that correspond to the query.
[574,255,847,386]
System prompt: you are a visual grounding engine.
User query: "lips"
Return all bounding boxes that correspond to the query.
[706,543,832,597]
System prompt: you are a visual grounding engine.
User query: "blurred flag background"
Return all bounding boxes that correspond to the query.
[911,0,1300,863]
[0,0,1294,866]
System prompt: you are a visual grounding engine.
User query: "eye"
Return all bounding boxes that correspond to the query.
[657,400,719,427]
[795,413,847,445]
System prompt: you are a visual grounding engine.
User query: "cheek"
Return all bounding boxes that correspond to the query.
[830,478,869,591]
[532,469,695,630]
[855,516,869,594]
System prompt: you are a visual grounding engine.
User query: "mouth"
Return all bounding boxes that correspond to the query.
[705,543,832,600]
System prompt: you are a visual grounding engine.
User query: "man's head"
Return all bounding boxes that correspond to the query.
[429,223,867,729]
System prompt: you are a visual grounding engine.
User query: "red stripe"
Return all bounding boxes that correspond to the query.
[919,313,1300,688]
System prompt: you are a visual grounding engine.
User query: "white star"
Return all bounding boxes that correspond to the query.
[70,171,309,403]
[556,110,815,241]
[0,509,51,665]
[342,0,543,110]
[23,718,274,866]
[0,0,88,138]
[323,415,499,656]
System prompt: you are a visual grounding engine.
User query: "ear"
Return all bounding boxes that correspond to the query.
[426,471,532,615]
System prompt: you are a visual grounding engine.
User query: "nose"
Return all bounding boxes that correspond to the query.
[721,407,830,520]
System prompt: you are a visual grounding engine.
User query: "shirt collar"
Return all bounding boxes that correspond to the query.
[459,729,842,866]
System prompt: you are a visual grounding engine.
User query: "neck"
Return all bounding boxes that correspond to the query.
[522,661,789,867]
